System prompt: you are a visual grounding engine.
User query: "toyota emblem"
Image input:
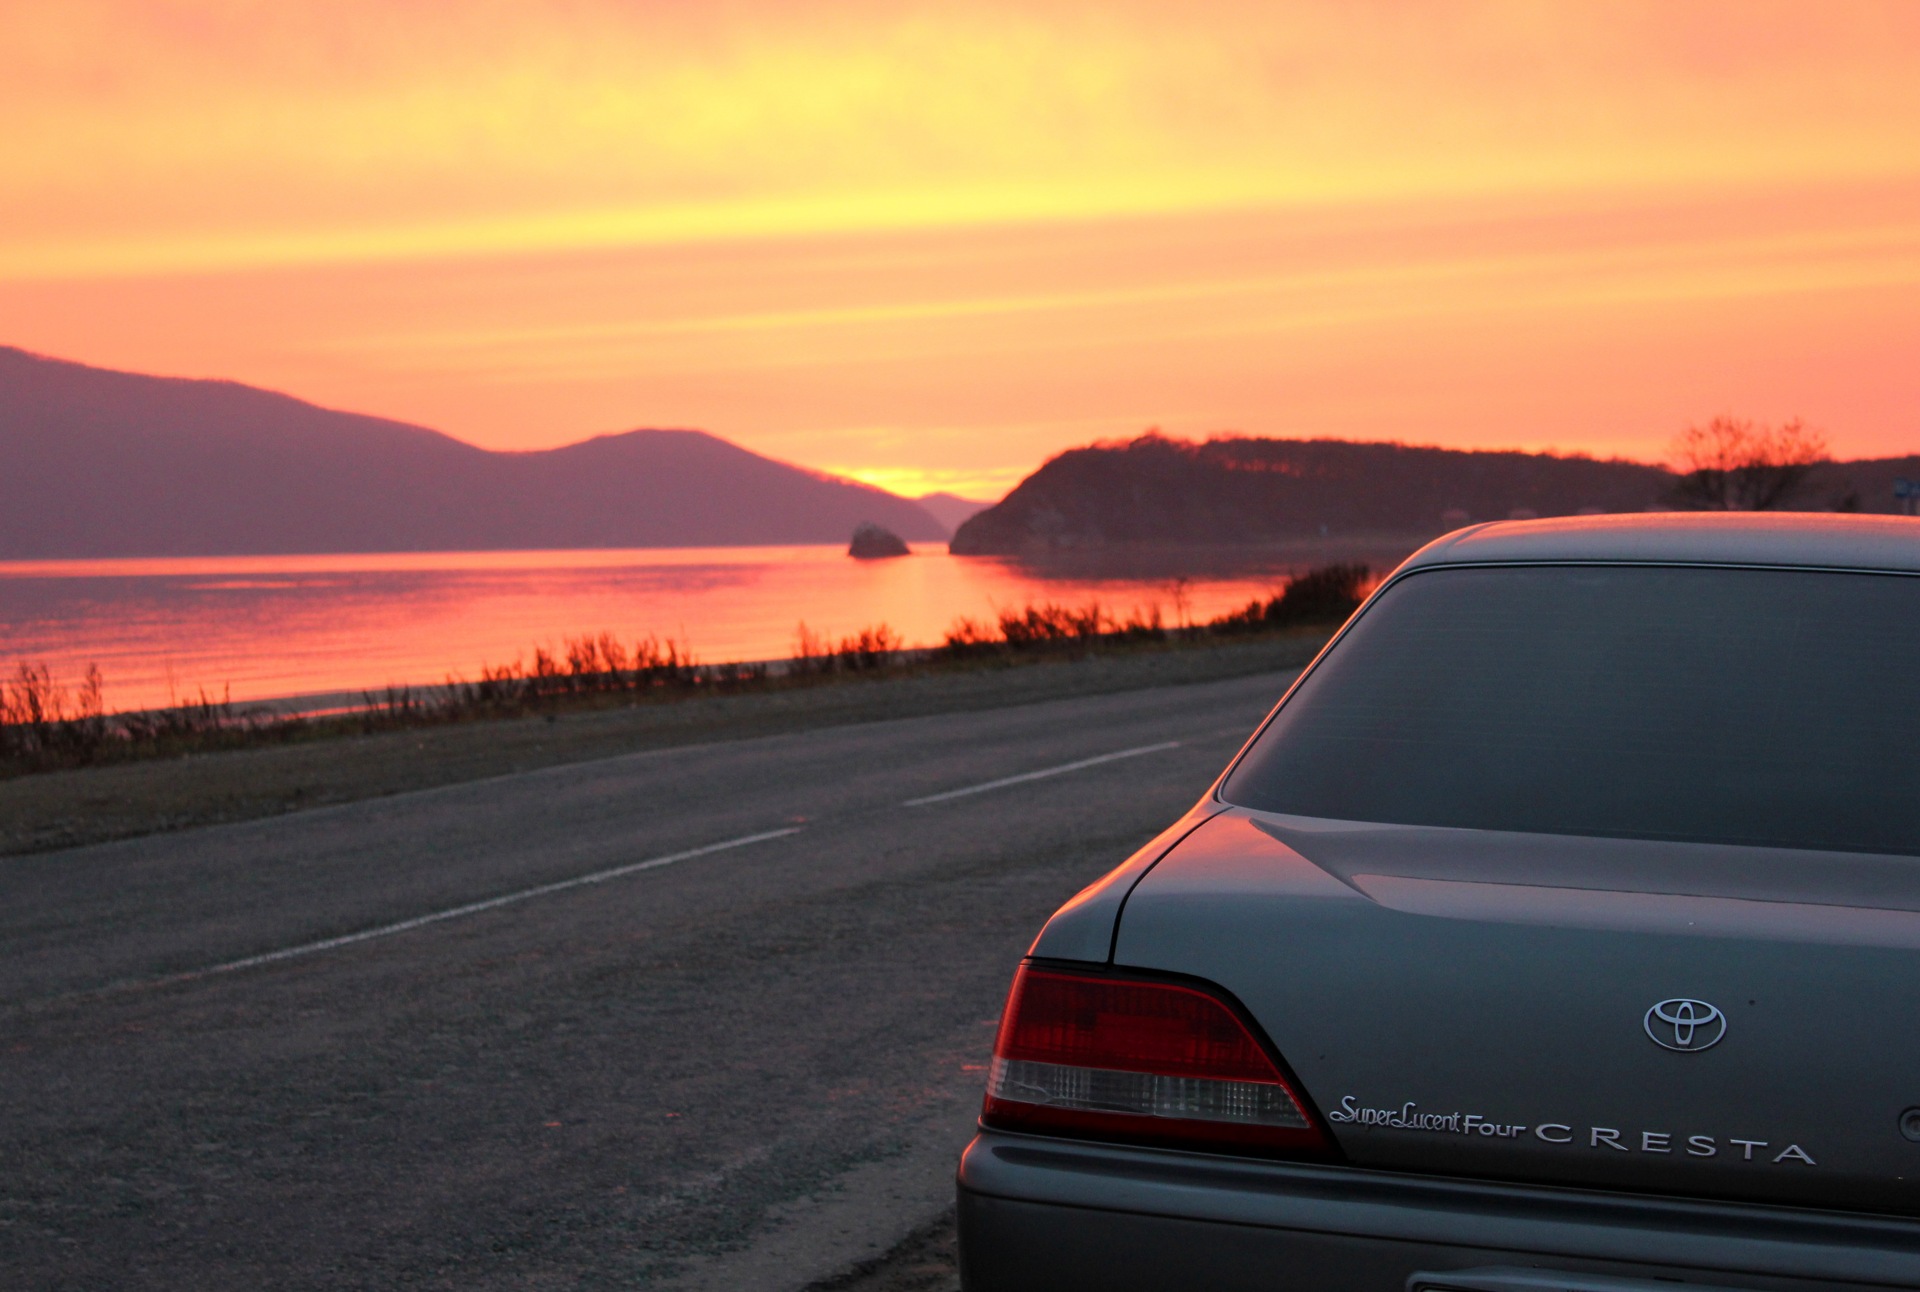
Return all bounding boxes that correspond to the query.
[1644,999,1727,1052]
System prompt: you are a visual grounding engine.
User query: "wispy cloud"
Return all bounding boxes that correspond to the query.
[4,1,1918,472]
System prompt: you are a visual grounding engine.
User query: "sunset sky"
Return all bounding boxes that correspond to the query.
[4,2,1919,499]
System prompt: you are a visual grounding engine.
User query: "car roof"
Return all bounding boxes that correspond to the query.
[1401,511,1920,575]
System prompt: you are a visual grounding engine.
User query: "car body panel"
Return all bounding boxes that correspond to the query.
[957,1130,1920,1291]
[1401,512,1920,575]
[1026,800,1223,962]
[1110,808,1920,1213]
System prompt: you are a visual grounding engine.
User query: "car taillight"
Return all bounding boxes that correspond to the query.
[981,963,1333,1158]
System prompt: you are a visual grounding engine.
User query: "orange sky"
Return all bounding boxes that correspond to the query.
[3,1,1919,499]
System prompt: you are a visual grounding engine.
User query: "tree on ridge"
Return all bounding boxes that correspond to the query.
[1666,416,1833,511]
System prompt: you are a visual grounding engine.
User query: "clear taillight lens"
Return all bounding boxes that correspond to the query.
[981,963,1333,1158]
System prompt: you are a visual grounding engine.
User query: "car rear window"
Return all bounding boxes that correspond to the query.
[1221,564,1920,855]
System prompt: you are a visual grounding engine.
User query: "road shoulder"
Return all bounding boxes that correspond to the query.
[0,635,1322,857]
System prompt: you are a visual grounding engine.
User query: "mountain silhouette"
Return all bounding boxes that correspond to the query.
[950,432,1674,554]
[0,347,946,557]
[951,431,1910,556]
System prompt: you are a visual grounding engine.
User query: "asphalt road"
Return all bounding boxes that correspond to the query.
[0,668,1298,1290]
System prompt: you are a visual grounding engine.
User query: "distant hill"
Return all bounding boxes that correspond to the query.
[0,347,946,557]
[950,433,1676,555]
[1824,455,1920,514]
[913,492,994,531]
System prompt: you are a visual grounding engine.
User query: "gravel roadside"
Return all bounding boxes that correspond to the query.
[807,1212,960,1292]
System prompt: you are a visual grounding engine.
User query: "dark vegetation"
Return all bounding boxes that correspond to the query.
[949,432,1670,554]
[0,565,1370,778]
[1209,563,1376,632]
[1663,416,1854,511]
[950,427,1915,556]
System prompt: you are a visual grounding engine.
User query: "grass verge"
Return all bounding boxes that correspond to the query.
[0,630,1331,858]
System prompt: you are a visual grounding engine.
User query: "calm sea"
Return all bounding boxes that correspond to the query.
[0,544,1354,713]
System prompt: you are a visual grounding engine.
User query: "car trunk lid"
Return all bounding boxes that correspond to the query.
[1110,808,1920,1214]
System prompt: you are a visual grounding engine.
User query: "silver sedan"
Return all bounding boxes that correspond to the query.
[958,513,1920,1291]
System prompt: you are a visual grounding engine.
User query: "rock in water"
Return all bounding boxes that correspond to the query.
[848,522,911,559]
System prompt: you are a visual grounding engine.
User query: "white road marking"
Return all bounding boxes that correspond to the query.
[901,740,1183,807]
[171,827,805,983]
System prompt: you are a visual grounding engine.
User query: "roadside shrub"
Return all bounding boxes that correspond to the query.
[1,662,111,761]
[1265,563,1371,626]
[836,624,902,671]
[1212,563,1372,635]
[790,622,904,674]
[790,622,833,675]
[940,617,1000,658]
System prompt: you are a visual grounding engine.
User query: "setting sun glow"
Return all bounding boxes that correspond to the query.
[5,1,1919,495]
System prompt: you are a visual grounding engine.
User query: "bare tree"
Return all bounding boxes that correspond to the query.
[1666,416,1830,510]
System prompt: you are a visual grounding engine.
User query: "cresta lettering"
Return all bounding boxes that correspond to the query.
[1333,1096,1816,1166]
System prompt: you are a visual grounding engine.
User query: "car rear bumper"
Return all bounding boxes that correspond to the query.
[956,1130,1920,1291]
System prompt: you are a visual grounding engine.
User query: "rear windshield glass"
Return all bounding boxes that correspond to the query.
[1221,564,1920,855]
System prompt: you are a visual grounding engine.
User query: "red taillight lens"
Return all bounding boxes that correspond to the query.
[981,963,1332,1158]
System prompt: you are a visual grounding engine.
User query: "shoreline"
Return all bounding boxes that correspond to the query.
[0,631,1329,859]
[5,560,1375,779]
[142,648,923,723]
[0,536,1424,716]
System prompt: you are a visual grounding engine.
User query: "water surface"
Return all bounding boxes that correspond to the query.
[0,544,1357,711]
